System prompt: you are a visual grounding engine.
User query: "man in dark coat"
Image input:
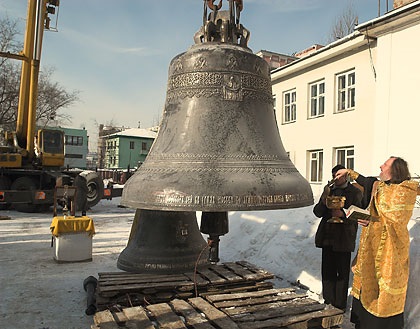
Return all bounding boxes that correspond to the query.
[313,164,363,310]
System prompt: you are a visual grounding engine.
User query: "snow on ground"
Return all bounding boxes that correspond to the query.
[0,196,419,328]
[220,205,420,329]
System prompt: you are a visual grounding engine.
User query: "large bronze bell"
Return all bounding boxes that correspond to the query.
[118,0,313,273]
[122,16,312,211]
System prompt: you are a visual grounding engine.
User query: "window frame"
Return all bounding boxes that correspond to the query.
[65,135,84,146]
[336,69,355,112]
[334,146,355,170]
[308,79,325,118]
[308,150,323,183]
[283,89,296,124]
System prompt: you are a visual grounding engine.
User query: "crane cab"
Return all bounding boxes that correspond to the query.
[36,129,65,168]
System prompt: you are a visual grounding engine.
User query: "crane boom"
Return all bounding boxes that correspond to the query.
[16,0,50,157]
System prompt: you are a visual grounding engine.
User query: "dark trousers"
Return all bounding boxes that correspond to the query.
[351,297,404,329]
[321,246,351,310]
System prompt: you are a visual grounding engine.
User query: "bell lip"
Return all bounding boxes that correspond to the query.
[119,198,314,212]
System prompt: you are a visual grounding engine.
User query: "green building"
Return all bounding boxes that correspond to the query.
[104,128,157,169]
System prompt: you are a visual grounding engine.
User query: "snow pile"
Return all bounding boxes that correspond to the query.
[217,203,420,328]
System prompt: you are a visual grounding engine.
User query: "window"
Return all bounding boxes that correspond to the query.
[65,135,83,146]
[309,80,325,118]
[129,141,135,149]
[309,150,323,183]
[335,147,355,169]
[283,89,296,123]
[43,130,64,153]
[336,70,355,112]
[142,142,147,151]
[65,154,83,159]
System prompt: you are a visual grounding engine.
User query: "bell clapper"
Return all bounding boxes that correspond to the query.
[200,212,229,264]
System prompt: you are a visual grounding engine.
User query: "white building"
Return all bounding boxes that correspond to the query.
[271,0,420,196]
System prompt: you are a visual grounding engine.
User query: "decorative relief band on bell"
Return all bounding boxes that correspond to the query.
[146,153,288,160]
[141,153,299,173]
[166,71,272,104]
[150,193,312,209]
[140,166,299,174]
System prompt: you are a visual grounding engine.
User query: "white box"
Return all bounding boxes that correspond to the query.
[53,231,92,262]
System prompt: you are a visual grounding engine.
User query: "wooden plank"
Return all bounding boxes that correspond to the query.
[98,280,194,294]
[235,307,343,329]
[93,309,119,329]
[170,299,217,329]
[213,292,307,309]
[146,303,187,329]
[199,282,274,297]
[98,271,185,278]
[255,281,274,287]
[98,278,190,291]
[225,297,324,320]
[98,274,189,285]
[188,297,241,329]
[123,306,156,329]
[222,262,262,280]
[205,288,296,302]
[306,307,344,328]
[183,271,210,286]
[208,264,243,281]
[196,267,226,284]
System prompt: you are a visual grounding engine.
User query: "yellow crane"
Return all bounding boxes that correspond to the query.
[0,0,113,212]
[1,0,62,168]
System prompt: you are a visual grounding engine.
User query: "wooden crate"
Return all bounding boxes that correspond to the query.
[92,288,344,329]
[96,261,274,310]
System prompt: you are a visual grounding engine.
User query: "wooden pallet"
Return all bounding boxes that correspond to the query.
[96,261,274,310]
[92,288,344,329]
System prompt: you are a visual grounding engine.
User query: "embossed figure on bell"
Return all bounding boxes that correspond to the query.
[118,0,314,273]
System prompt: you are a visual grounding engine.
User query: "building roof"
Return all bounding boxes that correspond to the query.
[255,49,296,59]
[356,0,420,36]
[107,128,157,139]
[271,0,420,76]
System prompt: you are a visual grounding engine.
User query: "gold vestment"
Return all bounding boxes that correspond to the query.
[351,179,418,317]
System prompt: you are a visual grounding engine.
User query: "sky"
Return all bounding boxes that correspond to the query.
[0,0,389,150]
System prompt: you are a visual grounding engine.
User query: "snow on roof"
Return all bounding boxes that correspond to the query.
[108,128,157,139]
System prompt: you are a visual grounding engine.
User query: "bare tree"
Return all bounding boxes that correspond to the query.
[36,68,78,127]
[0,15,79,131]
[327,2,359,43]
[0,59,20,128]
[0,15,22,55]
